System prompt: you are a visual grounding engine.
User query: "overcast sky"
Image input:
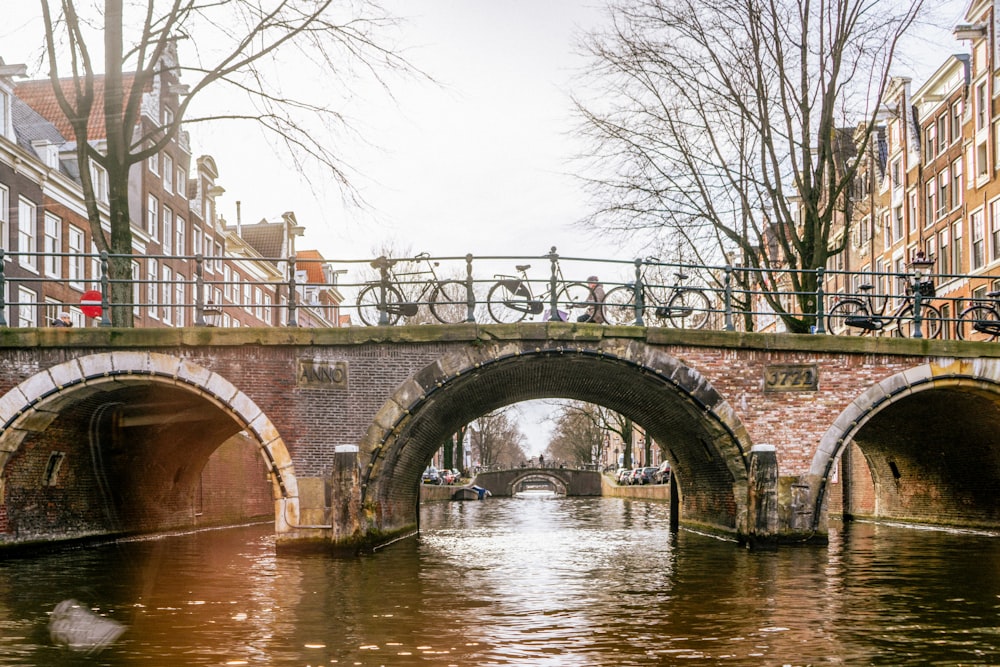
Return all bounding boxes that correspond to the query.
[0,0,974,454]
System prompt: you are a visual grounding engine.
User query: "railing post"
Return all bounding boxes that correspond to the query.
[99,252,112,327]
[287,256,298,327]
[0,249,6,327]
[723,264,735,331]
[194,254,207,326]
[633,258,645,326]
[547,246,559,321]
[465,254,475,323]
[911,280,924,339]
[814,267,826,334]
[376,256,390,326]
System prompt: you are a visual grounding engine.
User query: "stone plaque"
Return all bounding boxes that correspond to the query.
[297,359,348,388]
[763,364,817,392]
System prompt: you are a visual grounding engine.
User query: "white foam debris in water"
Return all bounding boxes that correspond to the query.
[49,599,126,654]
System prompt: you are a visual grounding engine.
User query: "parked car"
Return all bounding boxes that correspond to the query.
[653,461,671,484]
[635,466,659,485]
[422,466,441,485]
[627,468,643,485]
[614,468,630,484]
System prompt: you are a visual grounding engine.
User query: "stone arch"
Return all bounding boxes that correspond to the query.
[0,351,301,535]
[808,358,1000,531]
[504,472,569,496]
[360,338,754,539]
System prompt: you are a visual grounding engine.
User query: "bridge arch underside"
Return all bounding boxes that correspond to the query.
[0,376,276,546]
[365,346,751,539]
[831,381,1000,530]
[507,473,568,496]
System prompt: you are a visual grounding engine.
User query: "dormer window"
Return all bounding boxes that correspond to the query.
[31,140,59,169]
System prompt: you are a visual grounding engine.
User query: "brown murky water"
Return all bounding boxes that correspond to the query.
[2,495,999,665]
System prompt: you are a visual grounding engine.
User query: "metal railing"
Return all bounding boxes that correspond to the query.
[1,247,998,339]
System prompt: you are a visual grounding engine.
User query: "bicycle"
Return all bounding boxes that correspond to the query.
[355,253,468,326]
[955,290,1000,341]
[486,253,596,323]
[601,258,712,329]
[826,277,943,338]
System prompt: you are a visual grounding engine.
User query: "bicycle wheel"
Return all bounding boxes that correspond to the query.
[356,283,404,326]
[827,299,870,336]
[558,282,596,321]
[895,303,943,338]
[601,286,639,325]
[430,280,470,324]
[956,305,1000,341]
[487,281,530,323]
[664,288,711,329]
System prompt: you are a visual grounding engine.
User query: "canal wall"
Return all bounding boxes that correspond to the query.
[418,475,671,503]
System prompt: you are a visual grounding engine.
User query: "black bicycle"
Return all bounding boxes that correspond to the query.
[486,257,595,324]
[601,259,712,328]
[355,253,467,326]
[955,290,1000,341]
[827,278,942,338]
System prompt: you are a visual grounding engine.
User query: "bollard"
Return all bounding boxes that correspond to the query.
[330,445,361,545]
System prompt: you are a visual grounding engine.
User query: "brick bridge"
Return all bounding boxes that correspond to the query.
[473,467,603,497]
[1,322,999,552]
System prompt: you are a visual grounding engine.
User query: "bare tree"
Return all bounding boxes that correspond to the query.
[544,401,604,466]
[38,0,415,326]
[574,0,923,332]
[470,408,527,469]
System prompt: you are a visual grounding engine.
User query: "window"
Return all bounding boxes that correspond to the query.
[924,125,936,162]
[132,259,141,316]
[90,163,109,204]
[162,265,173,324]
[162,207,173,254]
[992,198,1000,262]
[231,273,239,304]
[937,170,948,218]
[18,197,37,271]
[951,157,963,209]
[925,180,935,227]
[43,213,61,277]
[175,275,185,327]
[148,150,159,175]
[937,113,948,155]
[891,159,902,190]
[908,192,918,233]
[976,81,988,131]
[882,211,891,251]
[163,154,173,192]
[263,294,272,325]
[972,209,986,269]
[951,100,963,143]
[214,241,223,272]
[176,217,186,256]
[939,228,950,275]
[254,287,263,319]
[952,220,963,272]
[203,235,214,273]
[68,225,85,289]
[163,107,174,127]
[243,282,251,312]
[893,206,904,242]
[147,258,158,318]
[176,166,186,196]
[17,286,36,327]
[0,184,7,256]
[147,194,158,238]
[978,140,989,178]
[224,266,232,301]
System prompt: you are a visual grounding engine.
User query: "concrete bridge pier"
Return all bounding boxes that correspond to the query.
[745,445,778,548]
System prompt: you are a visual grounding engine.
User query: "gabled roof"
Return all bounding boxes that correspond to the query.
[11,95,66,151]
[15,73,142,142]
[238,220,286,259]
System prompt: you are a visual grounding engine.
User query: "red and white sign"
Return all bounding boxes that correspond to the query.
[80,290,103,318]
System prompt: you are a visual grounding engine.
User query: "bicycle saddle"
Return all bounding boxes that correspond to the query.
[988,291,1000,298]
[515,264,531,272]
[859,284,874,291]
[674,272,688,280]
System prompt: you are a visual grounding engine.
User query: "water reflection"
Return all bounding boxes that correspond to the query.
[0,500,999,664]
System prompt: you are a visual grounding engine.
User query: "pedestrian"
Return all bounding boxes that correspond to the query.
[578,276,606,323]
[51,312,73,328]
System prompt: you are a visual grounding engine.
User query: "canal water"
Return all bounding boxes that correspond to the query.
[1,495,999,665]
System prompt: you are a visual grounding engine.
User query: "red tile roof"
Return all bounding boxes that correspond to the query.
[15,73,143,142]
[296,250,328,283]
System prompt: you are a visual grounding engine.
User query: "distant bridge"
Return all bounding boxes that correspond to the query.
[473,467,603,497]
[2,323,1000,553]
